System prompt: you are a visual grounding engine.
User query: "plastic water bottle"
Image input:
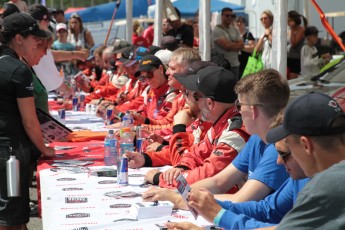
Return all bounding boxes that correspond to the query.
[6,153,20,197]
[104,130,118,166]
[122,110,134,127]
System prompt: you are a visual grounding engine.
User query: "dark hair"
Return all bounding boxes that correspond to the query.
[236,16,245,24]
[305,26,319,36]
[221,7,233,15]
[69,13,84,32]
[174,7,181,19]
[288,10,308,27]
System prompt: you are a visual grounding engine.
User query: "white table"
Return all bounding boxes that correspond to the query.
[40,166,212,230]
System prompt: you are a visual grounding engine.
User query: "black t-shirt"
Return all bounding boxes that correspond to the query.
[0,48,34,148]
[166,23,194,47]
[239,31,255,73]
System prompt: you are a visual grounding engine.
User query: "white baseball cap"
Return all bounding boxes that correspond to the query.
[56,23,67,32]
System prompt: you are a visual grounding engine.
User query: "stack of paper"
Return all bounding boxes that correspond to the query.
[129,201,174,219]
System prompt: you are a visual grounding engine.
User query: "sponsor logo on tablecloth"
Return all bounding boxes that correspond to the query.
[65,197,88,203]
[66,213,90,218]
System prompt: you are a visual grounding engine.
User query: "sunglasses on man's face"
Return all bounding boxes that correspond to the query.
[223,14,236,18]
[139,69,155,81]
[183,89,214,101]
[235,99,264,112]
[277,150,291,162]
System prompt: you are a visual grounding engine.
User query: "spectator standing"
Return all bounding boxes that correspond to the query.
[236,16,255,77]
[67,13,94,50]
[0,13,55,230]
[287,10,308,79]
[51,9,66,24]
[300,26,331,79]
[3,0,27,12]
[132,20,149,48]
[255,10,274,70]
[162,18,172,36]
[143,22,154,46]
[212,7,244,80]
[165,7,194,48]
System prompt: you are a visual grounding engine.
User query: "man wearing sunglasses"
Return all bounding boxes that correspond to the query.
[164,120,310,229]
[142,69,290,211]
[212,7,244,79]
[142,64,251,189]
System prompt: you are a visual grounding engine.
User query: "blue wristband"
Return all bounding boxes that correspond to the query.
[213,208,226,226]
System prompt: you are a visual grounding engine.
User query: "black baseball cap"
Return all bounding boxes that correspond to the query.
[28,4,55,24]
[175,63,237,103]
[118,46,148,67]
[112,39,132,53]
[3,12,52,39]
[266,92,345,143]
[2,3,20,18]
[134,55,163,77]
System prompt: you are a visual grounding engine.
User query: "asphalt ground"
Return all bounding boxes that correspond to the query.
[28,177,43,230]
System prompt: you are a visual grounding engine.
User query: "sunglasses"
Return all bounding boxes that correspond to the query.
[139,69,155,81]
[183,89,215,101]
[277,150,291,162]
[223,14,236,18]
[235,99,264,111]
[260,17,269,21]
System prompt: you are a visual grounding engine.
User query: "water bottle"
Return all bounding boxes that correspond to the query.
[58,109,66,125]
[6,152,20,197]
[79,94,85,111]
[117,127,133,184]
[122,110,134,127]
[104,130,118,166]
[136,125,143,153]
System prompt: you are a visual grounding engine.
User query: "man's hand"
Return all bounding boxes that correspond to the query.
[132,113,145,125]
[124,151,145,168]
[147,133,164,144]
[145,168,161,184]
[162,168,183,185]
[188,188,222,223]
[173,109,195,126]
[166,221,203,230]
[142,187,187,209]
[145,142,161,152]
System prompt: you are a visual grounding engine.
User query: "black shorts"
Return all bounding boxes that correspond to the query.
[287,58,301,74]
[0,143,30,226]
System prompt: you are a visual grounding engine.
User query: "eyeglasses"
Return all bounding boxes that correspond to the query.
[260,17,269,21]
[139,70,155,81]
[223,14,236,18]
[183,89,214,101]
[235,99,264,111]
[277,150,291,162]
[21,22,39,34]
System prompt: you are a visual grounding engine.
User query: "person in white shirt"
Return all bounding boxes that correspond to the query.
[300,26,331,80]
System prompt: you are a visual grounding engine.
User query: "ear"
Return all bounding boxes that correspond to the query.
[300,136,314,157]
[14,34,23,46]
[205,98,214,109]
[252,105,259,119]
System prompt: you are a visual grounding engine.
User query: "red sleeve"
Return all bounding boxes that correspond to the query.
[146,146,172,167]
[115,96,144,113]
[159,128,248,188]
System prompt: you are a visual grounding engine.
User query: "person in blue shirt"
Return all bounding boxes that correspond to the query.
[165,117,310,230]
[143,69,290,206]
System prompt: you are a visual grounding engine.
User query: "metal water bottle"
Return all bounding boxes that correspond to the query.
[6,153,20,197]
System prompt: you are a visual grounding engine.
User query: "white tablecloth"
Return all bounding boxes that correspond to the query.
[40,166,212,230]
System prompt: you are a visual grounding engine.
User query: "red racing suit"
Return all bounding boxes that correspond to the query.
[143,119,212,167]
[153,107,250,188]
